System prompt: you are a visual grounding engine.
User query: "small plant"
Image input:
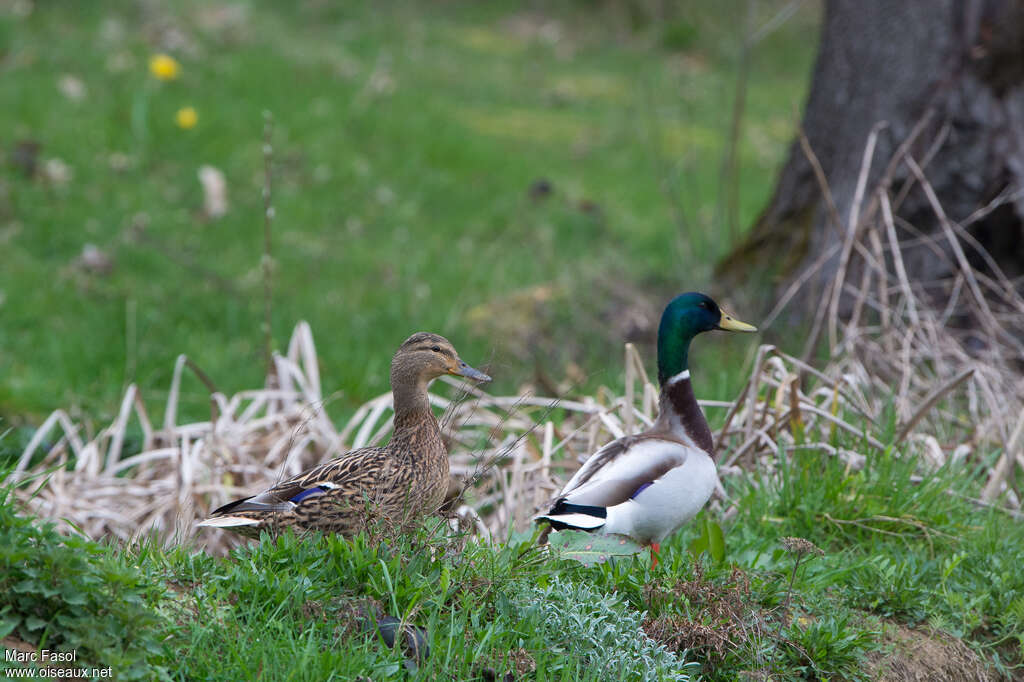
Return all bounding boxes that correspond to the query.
[0,481,169,678]
[778,536,824,615]
[842,555,932,624]
[642,562,765,669]
[783,611,875,680]
[689,516,726,564]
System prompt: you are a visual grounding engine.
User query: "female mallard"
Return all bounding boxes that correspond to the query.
[535,293,756,560]
[198,332,490,538]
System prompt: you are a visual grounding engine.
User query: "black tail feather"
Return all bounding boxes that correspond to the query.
[548,499,607,519]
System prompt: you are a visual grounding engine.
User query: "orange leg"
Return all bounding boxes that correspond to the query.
[649,542,661,567]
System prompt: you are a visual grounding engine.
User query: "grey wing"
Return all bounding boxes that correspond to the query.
[559,438,688,508]
[559,437,634,492]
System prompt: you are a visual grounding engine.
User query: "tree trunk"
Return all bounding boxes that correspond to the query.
[717,0,1024,318]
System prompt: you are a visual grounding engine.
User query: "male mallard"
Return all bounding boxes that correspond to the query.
[198,333,491,538]
[535,292,756,560]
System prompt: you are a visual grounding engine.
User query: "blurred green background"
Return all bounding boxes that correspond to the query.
[1,0,818,426]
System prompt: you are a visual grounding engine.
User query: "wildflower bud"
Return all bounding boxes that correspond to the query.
[780,536,824,557]
[175,107,198,130]
[149,54,181,81]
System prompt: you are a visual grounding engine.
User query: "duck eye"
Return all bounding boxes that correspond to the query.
[431,345,441,352]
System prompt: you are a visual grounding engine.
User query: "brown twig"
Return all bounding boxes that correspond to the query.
[894,368,974,446]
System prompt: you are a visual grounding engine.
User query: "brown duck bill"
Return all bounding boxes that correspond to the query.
[450,360,491,383]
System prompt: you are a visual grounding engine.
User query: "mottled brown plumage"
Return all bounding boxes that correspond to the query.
[197,333,490,538]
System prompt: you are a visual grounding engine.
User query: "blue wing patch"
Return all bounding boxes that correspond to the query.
[289,486,326,503]
[629,482,653,499]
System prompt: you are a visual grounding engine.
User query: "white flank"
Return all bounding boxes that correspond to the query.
[603,450,718,544]
[196,516,260,528]
[536,512,606,530]
[666,369,690,385]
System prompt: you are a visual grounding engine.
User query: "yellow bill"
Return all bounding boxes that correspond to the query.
[717,310,757,333]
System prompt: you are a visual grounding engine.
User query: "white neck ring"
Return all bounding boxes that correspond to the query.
[666,369,690,385]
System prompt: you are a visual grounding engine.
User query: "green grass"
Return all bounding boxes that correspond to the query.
[1,0,817,425]
[0,483,168,679]
[3,411,1022,680]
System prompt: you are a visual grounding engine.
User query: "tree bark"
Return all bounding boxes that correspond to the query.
[717,0,1024,317]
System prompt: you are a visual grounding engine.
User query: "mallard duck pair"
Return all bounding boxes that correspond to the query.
[199,294,756,555]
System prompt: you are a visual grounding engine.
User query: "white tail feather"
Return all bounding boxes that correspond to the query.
[535,513,605,530]
[196,516,260,528]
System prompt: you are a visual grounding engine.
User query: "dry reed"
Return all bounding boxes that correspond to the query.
[8,136,1023,550]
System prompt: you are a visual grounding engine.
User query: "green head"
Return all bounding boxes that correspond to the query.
[656,292,757,385]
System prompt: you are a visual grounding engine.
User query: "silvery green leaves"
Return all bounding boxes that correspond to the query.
[511,576,699,681]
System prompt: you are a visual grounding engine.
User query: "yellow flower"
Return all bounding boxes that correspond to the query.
[175,106,198,130]
[149,54,180,81]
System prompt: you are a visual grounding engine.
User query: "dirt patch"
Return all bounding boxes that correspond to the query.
[475,646,537,681]
[867,623,997,682]
[329,595,385,638]
[2,635,37,657]
[1,636,81,673]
